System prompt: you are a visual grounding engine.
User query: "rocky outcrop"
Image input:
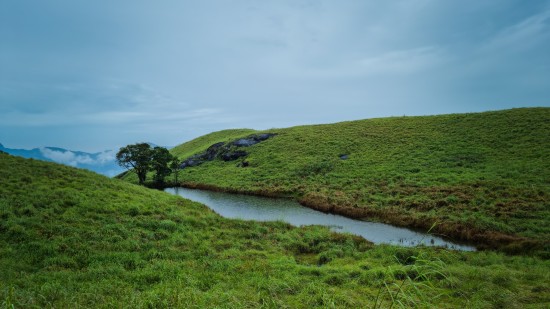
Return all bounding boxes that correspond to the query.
[232,133,276,147]
[205,142,226,160]
[221,150,248,161]
[179,133,276,168]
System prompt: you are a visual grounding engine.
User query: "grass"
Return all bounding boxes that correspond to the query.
[135,108,550,255]
[2,148,550,307]
[170,129,257,159]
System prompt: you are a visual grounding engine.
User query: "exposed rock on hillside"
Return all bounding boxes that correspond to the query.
[221,150,248,161]
[232,133,276,146]
[180,133,276,168]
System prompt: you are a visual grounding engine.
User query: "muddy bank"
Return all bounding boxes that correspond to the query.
[298,193,543,255]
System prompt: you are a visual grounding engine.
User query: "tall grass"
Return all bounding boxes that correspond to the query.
[372,253,451,308]
[1,151,549,307]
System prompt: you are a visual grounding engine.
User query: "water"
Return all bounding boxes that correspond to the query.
[165,187,476,251]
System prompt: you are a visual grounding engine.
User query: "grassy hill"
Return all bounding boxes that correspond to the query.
[144,108,550,253]
[171,128,257,159]
[2,150,550,307]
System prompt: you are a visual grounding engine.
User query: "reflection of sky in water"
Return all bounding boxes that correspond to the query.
[166,187,475,251]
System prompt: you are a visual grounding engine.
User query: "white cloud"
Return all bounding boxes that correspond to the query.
[40,148,92,166]
[96,150,117,164]
[40,148,116,167]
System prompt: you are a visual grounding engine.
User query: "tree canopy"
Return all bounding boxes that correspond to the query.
[151,146,175,184]
[116,143,152,185]
[116,143,178,185]
[170,158,181,184]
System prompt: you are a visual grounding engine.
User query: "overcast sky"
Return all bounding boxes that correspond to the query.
[1,0,549,152]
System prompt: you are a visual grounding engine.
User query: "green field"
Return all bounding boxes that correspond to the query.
[2,153,550,307]
[132,108,549,255]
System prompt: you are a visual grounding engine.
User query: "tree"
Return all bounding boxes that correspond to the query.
[151,147,175,184]
[170,158,181,184]
[116,143,153,185]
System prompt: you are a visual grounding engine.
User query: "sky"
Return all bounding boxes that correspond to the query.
[1,0,549,152]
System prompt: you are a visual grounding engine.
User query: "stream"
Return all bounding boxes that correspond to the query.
[165,187,476,251]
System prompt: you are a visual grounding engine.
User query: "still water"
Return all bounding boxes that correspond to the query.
[165,187,475,251]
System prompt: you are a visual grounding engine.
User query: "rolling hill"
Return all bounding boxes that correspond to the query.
[0,143,124,177]
[1,151,549,307]
[149,108,550,253]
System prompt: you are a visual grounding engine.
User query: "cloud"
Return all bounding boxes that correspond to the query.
[40,148,93,166]
[358,46,446,76]
[0,79,227,127]
[96,150,117,164]
[2,1,549,151]
[40,148,116,167]
[481,9,550,53]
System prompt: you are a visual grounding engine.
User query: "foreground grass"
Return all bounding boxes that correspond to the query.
[2,153,550,307]
[144,108,550,254]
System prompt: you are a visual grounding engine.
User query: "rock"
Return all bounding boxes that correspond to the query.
[339,154,349,160]
[205,142,225,160]
[179,133,276,167]
[232,133,277,147]
[221,150,248,161]
[257,133,276,141]
[180,159,198,168]
[233,138,257,147]
[180,153,206,168]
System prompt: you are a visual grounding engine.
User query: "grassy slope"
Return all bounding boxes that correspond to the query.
[1,153,549,307]
[159,108,550,253]
[171,129,257,159]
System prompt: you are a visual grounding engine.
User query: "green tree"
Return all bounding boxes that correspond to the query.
[116,143,152,185]
[170,158,181,184]
[151,146,175,184]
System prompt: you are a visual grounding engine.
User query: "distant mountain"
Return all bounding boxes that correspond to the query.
[0,143,124,177]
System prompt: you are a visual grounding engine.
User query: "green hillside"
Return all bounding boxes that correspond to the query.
[155,108,550,253]
[171,128,257,159]
[1,152,550,307]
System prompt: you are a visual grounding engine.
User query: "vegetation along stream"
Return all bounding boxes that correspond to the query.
[166,187,476,251]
